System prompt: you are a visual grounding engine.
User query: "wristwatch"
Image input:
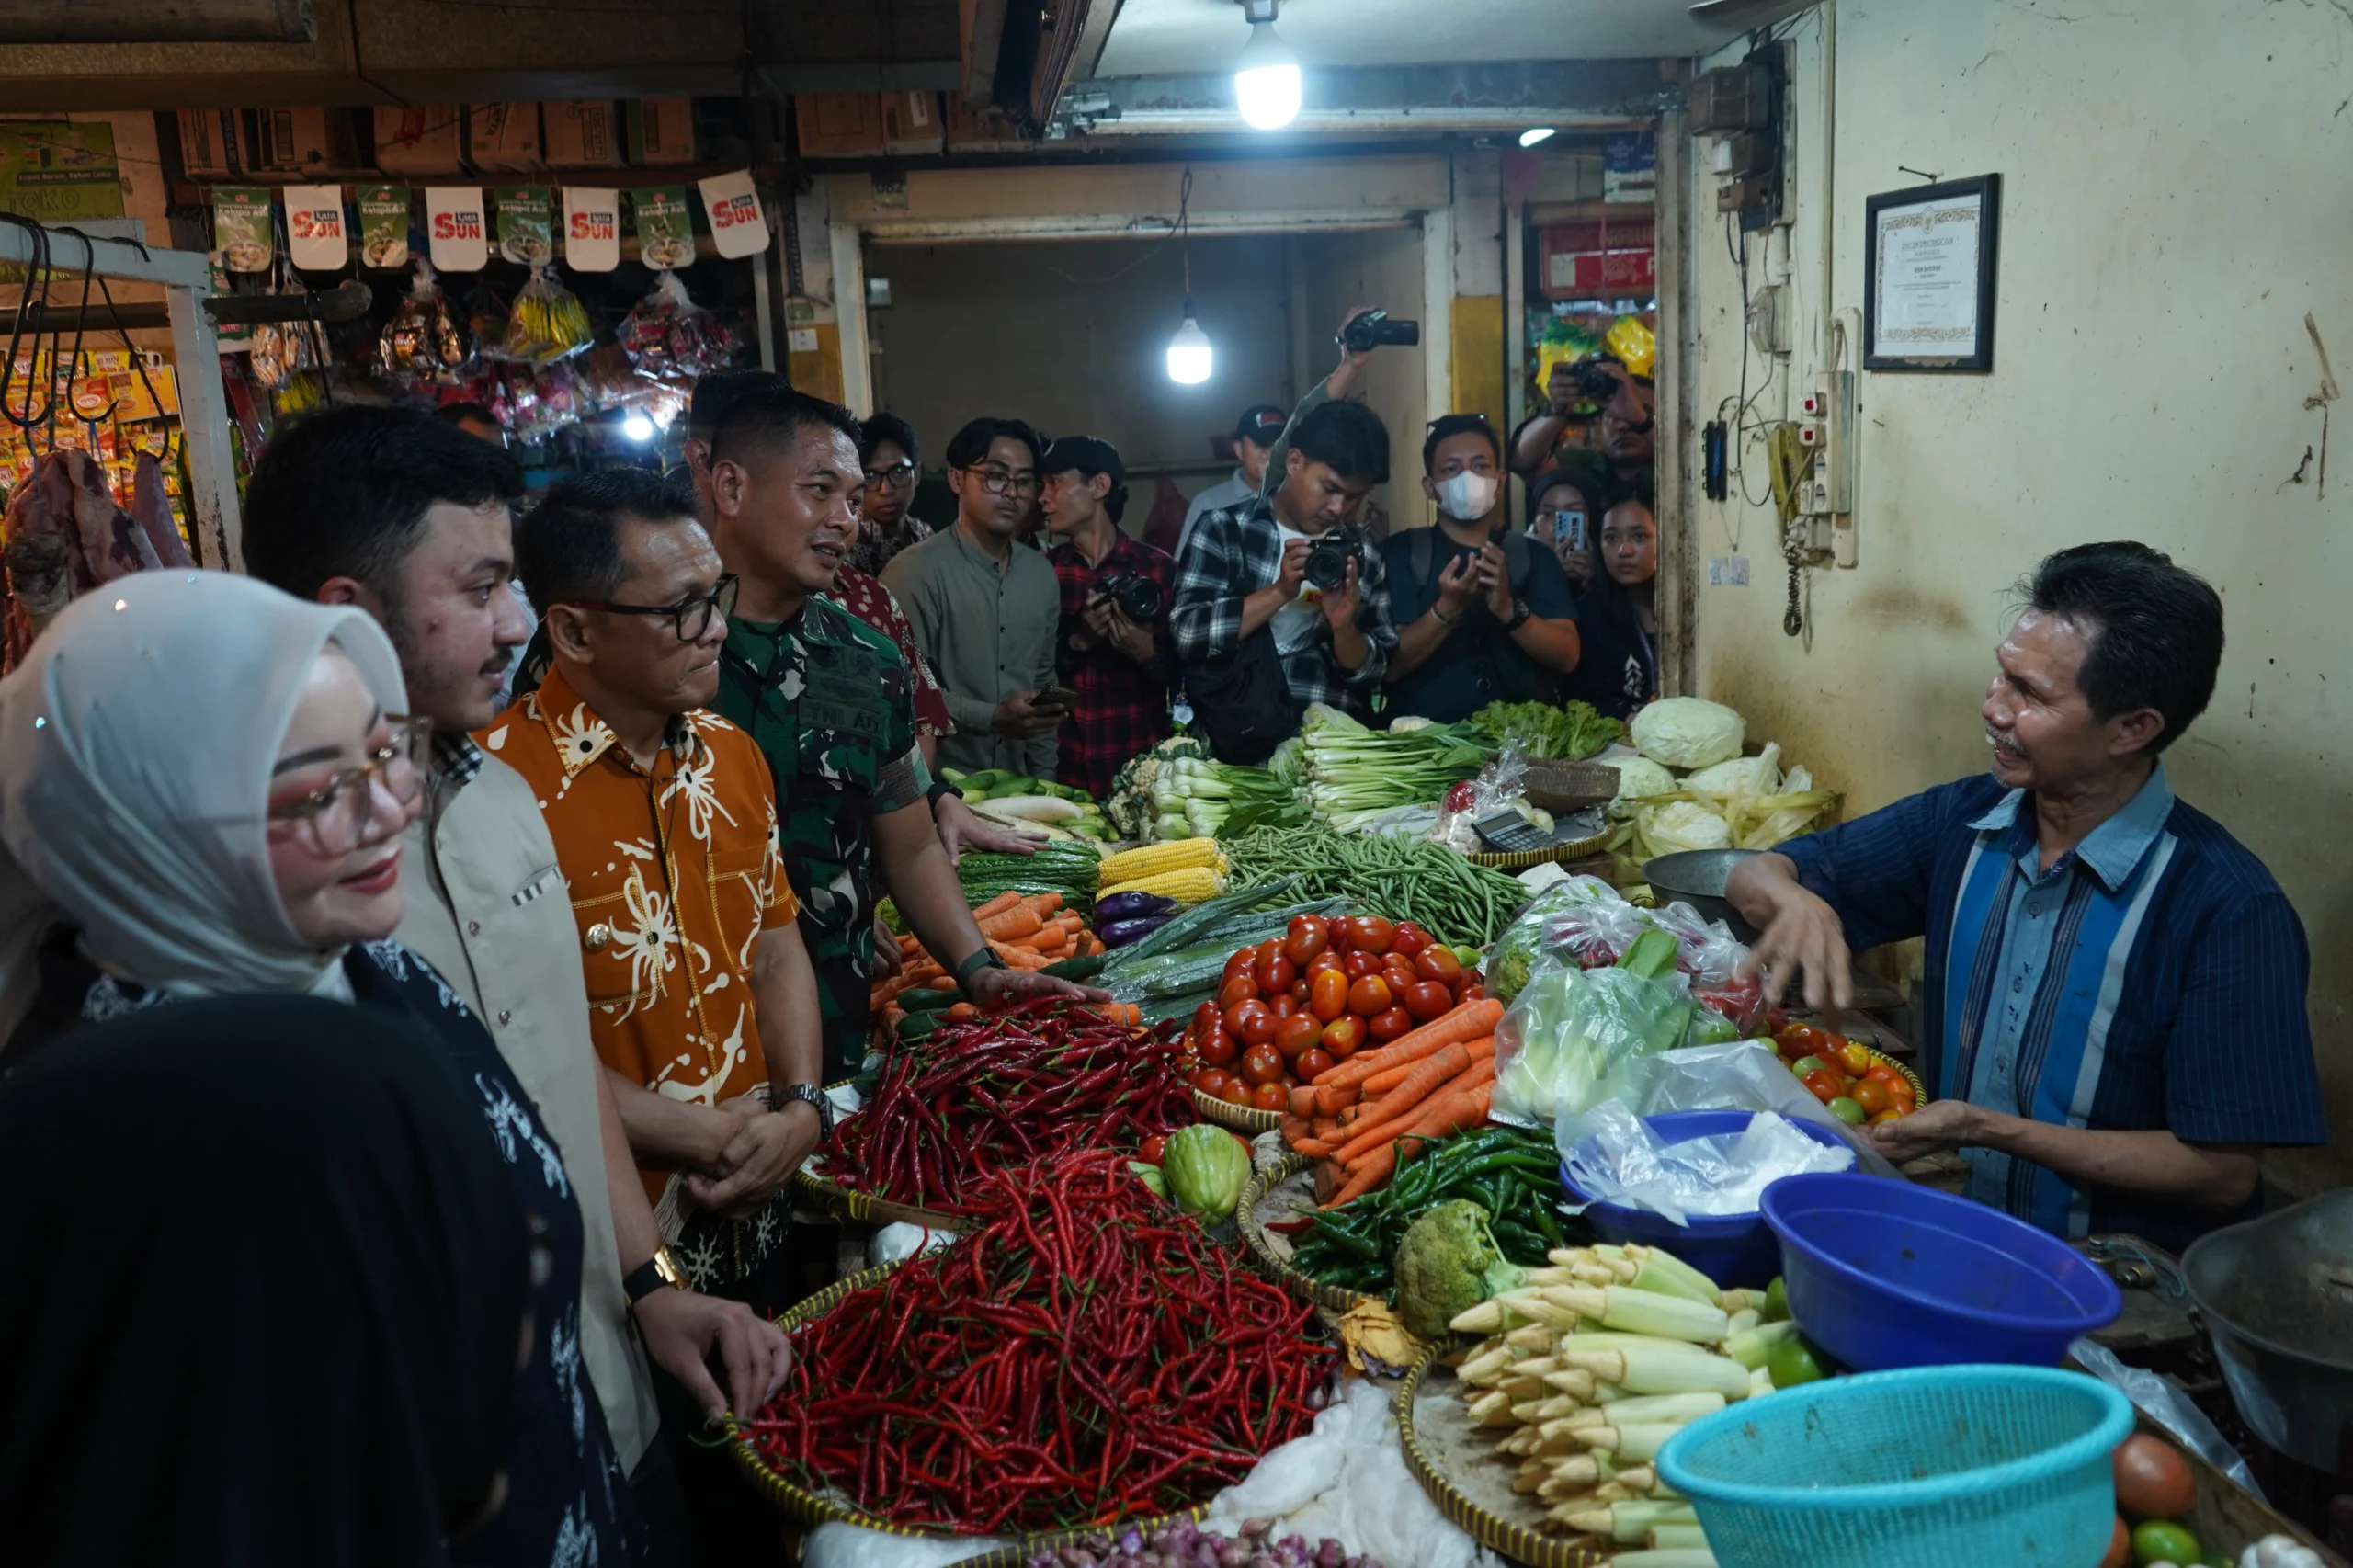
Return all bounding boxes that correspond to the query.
[954,946,1008,991]
[1504,600,1533,632]
[768,1081,835,1142]
[622,1244,689,1307]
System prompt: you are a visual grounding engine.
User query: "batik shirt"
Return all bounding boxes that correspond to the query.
[480,666,798,1205]
[710,593,931,1080]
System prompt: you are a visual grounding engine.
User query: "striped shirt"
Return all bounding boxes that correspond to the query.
[1779,765,2325,1246]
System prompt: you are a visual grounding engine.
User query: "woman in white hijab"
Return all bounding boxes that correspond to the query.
[0,570,635,1568]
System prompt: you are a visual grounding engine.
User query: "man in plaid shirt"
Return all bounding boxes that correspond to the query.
[1041,435,1176,797]
[1172,398,1397,722]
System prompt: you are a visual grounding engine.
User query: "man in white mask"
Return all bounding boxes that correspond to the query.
[1381,413,1583,722]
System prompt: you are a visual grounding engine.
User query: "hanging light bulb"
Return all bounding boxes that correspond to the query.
[1234,0,1301,131]
[620,412,656,442]
[1518,127,1557,148]
[1167,302,1212,384]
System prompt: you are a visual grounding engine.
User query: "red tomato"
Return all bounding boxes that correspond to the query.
[1327,918,1357,955]
[1193,1068,1232,1096]
[1402,981,1454,1022]
[1218,972,1258,1010]
[1238,1008,1279,1048]
[1347,974,1393,1017]
[1223,946,1257,981]
[1197,1025,1237,1068]
[1852,1080,1891,1116]
[1461,983,1485,1001]
[1256,953,1297,994]
[1219,1076,1255,1107]
[1250,1080,1290,1112]
[1381,958,1419,994]
[1391,925,1430,960]
[1343,951,1382,981]
[1240,1042,1285,1087]
[1282,917,1330,968]
[1309,968,1350,1023]
[1802,1069,1844,1105]
[1191,1001,1222,1036]
[1304,949,1346,978]
[1269,994,1298,1020]
[1414,946,1463,983]
[1295,1047,1336,1081]
[1321,1014,1367,1059]
[1863,1063,1903,1086]
[1139,1133,1170,1165]
[1367,1006,1415,1043]
[1275,1012,1324,1061]
[1346,915,1394,955]
[1289,979,1310,1003]
[1226,998,1272,1042]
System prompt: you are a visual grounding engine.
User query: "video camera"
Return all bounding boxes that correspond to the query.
[1336,310,1420,354]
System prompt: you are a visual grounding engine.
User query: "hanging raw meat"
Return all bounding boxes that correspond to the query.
[2,449,187,674]
[129,451,194,569]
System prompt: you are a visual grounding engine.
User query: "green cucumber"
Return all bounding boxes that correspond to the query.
[895,1013,938,1040]
[1619,928,1680,980]
[900,986,961,1013]
[1041,954,1108,982]
[1117,876,1299,963]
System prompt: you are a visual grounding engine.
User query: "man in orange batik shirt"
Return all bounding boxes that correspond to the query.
[482,469,828,1319]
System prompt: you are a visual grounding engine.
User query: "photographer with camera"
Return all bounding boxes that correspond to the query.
[1382,415,1583,723]
[1171,396,1398,761]
[1040,436,1176,797]
[1508,354,1655,490]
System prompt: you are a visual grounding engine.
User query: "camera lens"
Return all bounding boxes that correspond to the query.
[1302,538,1351,591]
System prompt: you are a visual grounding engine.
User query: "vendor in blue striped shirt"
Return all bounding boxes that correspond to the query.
[1726,542,2326,1246]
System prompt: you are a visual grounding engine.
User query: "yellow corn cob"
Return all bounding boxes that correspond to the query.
[1095,866,1228,905]
[1095,836,1223,886]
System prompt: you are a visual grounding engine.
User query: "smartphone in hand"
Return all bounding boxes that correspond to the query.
[1038,686,1080,710]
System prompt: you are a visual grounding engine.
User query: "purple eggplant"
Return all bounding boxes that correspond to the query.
[1095,890,1179,924]
[1098,913,1176,948]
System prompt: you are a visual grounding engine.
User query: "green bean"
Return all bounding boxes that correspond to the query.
[1222,824,1529,947]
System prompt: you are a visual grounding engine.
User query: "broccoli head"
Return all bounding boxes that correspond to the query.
[1392,1199,1534,1339]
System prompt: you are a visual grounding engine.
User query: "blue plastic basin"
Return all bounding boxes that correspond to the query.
[1558,1110,1856,1288]
[1761,1173,2122,1370]
[1656,1365,2134,1568]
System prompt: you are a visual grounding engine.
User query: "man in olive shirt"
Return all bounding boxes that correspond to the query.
[881,416,1063,778]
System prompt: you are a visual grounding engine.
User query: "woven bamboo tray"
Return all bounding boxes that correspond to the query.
[1464,824,1613,870]
[787,1081,972,1231]
[1236,1152,1382,1314]
[1393,1339,1610,1568]
[1520,759,1620,813]
[1192,1085,1283,1132]
[730,1261,1206,1550]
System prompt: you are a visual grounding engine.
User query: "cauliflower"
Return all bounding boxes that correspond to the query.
[1392,1199,1533,1339]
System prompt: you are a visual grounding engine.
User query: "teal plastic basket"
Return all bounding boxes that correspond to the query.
[1655,1366,2133,1568]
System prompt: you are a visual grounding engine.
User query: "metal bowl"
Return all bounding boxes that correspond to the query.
[2181,1188,2353,1471]
[1643,847,1763,942]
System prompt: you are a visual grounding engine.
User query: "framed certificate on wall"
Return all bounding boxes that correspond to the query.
[1864,175,2001,372]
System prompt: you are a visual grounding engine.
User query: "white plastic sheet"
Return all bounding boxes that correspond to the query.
[1556,1104,1854,1225]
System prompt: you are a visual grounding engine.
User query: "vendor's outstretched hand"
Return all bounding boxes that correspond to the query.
[1867,1098,1977,1165]
[1727,853,1854,1022]
[966,965,1113,1012]
[933,790,1040,863]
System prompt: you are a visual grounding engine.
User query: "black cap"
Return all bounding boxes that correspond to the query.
[1040,434,1124,489]
[1234,404,1288,446]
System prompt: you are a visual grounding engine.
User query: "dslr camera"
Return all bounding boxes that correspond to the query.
[1092,570,1165,622]
[1566,354,1626,403]
[1336,310,1421,354]
[1302,535,1357,592]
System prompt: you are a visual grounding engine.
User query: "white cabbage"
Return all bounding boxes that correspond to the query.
[1597,754,1677,819]
[1631,698,1746,769]
[1683,743,1783,801]
[1636,800,1736,855]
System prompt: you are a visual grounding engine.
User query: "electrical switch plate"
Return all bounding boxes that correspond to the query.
[1813,369,1857,517]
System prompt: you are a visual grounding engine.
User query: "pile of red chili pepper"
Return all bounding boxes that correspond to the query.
[826,1004,1196,1213]
[745,1148,1332,1534]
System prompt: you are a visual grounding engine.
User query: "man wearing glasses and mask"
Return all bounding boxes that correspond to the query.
[882,416,1065,778]
[848,412,929,576]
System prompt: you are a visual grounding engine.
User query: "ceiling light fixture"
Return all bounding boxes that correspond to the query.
[1165,168,1211,383]
[1518,127,1557,148]
[1234,0,1302,131]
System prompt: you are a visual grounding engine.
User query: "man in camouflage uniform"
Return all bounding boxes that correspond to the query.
[705,386,1103,1078]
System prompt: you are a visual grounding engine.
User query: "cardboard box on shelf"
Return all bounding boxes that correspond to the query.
[373,107,465,176]
[880,92,943,156]
[176,110,242,179]
[626,99,699,166]
[794,94,885,159]
[243,108,354,175]
[544,100,623,168]
[466,103,544,173]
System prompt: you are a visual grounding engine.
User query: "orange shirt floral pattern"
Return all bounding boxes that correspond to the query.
[480,665,798,1200]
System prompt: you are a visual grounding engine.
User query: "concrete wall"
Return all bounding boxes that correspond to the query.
[1681,0,2353,1193]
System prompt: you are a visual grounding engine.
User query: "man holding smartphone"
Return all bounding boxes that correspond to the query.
[1040,435,1176,797]
[883,416,1065,778]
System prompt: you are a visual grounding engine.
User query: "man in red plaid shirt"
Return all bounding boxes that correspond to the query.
[1040,435,1176,798]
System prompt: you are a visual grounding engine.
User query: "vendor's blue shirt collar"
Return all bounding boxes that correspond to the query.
[1964,762,2176,892]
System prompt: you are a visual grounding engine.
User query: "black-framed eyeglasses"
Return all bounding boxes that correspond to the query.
[267,716,432,858]
[556,574,740,642]
[866,460,917,488]
[960,464,1040,498]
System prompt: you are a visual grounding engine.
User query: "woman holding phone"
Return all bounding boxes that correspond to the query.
[1526,468,1602,593]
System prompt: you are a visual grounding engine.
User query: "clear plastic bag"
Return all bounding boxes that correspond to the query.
[1555,1102,1855,1225]
[500,266,593,363]
[1484,875,1616,1004]
[1633,1040,1905,1179]
[620,268,736,381]
[2071,1338,2267,1501]
[1491,962,1698,1127]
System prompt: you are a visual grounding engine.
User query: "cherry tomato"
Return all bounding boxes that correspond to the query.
[1191,1001,1222,1037]
[1295,1047,1336,1081]
[1274,1012,1324,1060]
[1289,979,1310,1003]
[1239,1009,1279,1047]
[1219,1076,1254,1107]
[1322,1013,1367,1058]
[1802,1069,1844,1105]
[1343,951,1382,981]
[1250,1080,1290,1112]
[1367,1006,1415,1043]
[1304,949,1346,979]
[1269,994,1298,1020]
[1223,948,1256,983]
[1889,1085,1918,1114]
[1852,1080,1890,1115]
[1414,946,1464,984]
[1347,974,1393,1017]
[1789,1055,1833,1081]
[1461,983,1484,1001]
[1218,972,1258,1010]
[1309,968,1349,1023]
[1241,1042,1285,1087]
[1868,1108,1904,1125]
[1391,924,1430,960]
[1381,955,1418,985]
[1139,1133,1170,1165]
[1282,918,1330,968]
[1837,1040,1875,1076]
[1403,981,1454,1022]
[1193,1068,1232,1096]
[1863,1063,1903,1086]
[1197,1025,1237,1068]
[1226,998,1273,1043]
[1256,953,1297,995]
[1346,915,1395,955]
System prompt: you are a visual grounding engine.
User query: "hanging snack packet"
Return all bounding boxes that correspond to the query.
[375,261,471,381]
[501,266,594,363]
[618,269,735,380]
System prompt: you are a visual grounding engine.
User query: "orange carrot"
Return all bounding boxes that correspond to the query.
[1027,892,1064,917]
[1088,1001,1142,1028]
[1389,1076,1496,1160]
[1027,926,1070,955]
[977,904,1045,941]
[1324,1145,1397,1207]
[948,1002,978,1022]
[1359,1034,1496,1098]
[988,942,1056,971]
[972,891,1024,921]
[1309,999,1502,1089]
[1288,1085,1321,1119]
[1310,1080,1362,1118]
[1331,1096,1443,1167]
[1294,1138,1337,1159]
[1279,1114,1313,1146]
